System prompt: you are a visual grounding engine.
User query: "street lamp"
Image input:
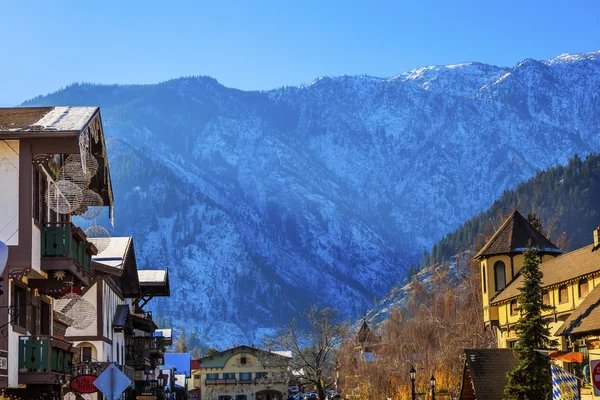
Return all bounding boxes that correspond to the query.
[409,366,416,400]
[430,375,436,400]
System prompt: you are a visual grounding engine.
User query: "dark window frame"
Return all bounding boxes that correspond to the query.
[510,300,518,316]
[81,346,92,362]
[494,261,506,292]
[559,285,569,304]
[239,372,252,381]
[12,284,27,329]
[542,290,550,306]
[40,300,51,335]
[482,265,487,293]
[578,279,589,298]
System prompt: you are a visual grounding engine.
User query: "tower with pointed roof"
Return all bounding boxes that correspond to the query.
[475,210,561,335]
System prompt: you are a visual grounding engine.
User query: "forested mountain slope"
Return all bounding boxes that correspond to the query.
[24,51,600,347]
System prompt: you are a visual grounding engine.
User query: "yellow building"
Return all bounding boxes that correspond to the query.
[476,210,563,348]
[477,210,600,377]
[196,345,292,400]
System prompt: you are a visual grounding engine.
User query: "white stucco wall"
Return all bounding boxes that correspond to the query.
[31,223,40,273]
[66,283,98,337]
[68,281,128,365]
[0,140,19,245]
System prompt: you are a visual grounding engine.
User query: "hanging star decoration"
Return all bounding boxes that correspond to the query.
[53,270,66,281]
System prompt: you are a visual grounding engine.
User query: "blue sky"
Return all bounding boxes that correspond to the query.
[1,0,599,106]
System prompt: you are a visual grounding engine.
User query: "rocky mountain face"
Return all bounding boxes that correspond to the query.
[24,51,600,347]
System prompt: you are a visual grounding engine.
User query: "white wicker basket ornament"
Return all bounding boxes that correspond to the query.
[45,180,83,214]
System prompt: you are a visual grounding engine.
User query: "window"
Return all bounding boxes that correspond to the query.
[223,373,236,379]
[206,373,219,380]
[32,168,43,223]
[239,373,252,381]
[559,285,569,304]
[13,284,27,329]
[40,301,51,335]
[255,372,268,379]
[240,356,247,365]
[542,290,550,306]
[194,374,200,380]
[236,396,247,400]
[116,343,120,365]
[218,396,232,400]
[578,279,589,298]
[482,265,487,293]
[81,346,92,362]
[510,300,518,316]
[508,340,518,349]
[494,261,506,292]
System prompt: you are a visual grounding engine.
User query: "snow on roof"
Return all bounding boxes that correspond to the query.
[92,237,132,269]
[0,106,98,132]
[138,269,167,283]
[271,350,292,358]
[155,328,172,339]
[34,106,98,131]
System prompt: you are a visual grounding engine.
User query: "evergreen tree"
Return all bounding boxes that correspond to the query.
[526,213,543,233]
[505,247,557,400]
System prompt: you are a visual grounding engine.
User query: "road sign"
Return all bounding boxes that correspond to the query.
[94,363,132,400]
[591,360,600,395]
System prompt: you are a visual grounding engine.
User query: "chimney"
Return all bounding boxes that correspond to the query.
[595,227,600,248]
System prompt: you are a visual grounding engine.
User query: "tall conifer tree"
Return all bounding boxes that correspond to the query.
[505,247,557,399]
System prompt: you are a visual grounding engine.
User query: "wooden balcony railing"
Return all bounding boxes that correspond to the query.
[125,340,151,369]
[41,222,95,277]
[18,335,74,384]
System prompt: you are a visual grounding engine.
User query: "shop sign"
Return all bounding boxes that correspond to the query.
[71,374,98,394]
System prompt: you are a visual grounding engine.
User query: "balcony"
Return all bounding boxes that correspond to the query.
[205,378,237,385]
[18,335,74,385]
[40,222,96,286]
[125,339,151,370]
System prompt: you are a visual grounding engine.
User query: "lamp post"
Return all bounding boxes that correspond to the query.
[430,375,436,400]
[409,366,416,400]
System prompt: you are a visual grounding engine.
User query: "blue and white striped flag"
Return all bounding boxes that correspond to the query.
[552,363,580,400]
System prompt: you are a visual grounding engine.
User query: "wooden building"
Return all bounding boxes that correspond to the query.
[458,349,517,400]
[0,107,113,399]
[477,209,600,391]
[0,107,171,400]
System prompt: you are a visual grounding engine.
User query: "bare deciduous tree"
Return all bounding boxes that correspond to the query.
[265,304,346,400]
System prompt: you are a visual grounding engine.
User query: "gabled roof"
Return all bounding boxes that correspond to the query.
[0,106,98,133]
[474,210,561,259]
[356,320,381,346]
[138,269,170,296]
[0,106,115,224]
[92,237,132,269]
[492,243,600,304]
[556,285,600,337]
[459,349,518,400]
[92,237,140,298]
[197,345,291,369]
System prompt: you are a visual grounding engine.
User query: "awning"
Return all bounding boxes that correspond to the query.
[113,304,129,331]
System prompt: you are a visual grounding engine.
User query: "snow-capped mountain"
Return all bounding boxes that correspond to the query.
[24,51,600,347]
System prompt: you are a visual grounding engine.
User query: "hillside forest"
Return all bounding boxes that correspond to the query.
[337,153,600,399]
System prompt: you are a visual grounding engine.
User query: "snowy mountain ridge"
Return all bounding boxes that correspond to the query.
[24,50,600,347]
